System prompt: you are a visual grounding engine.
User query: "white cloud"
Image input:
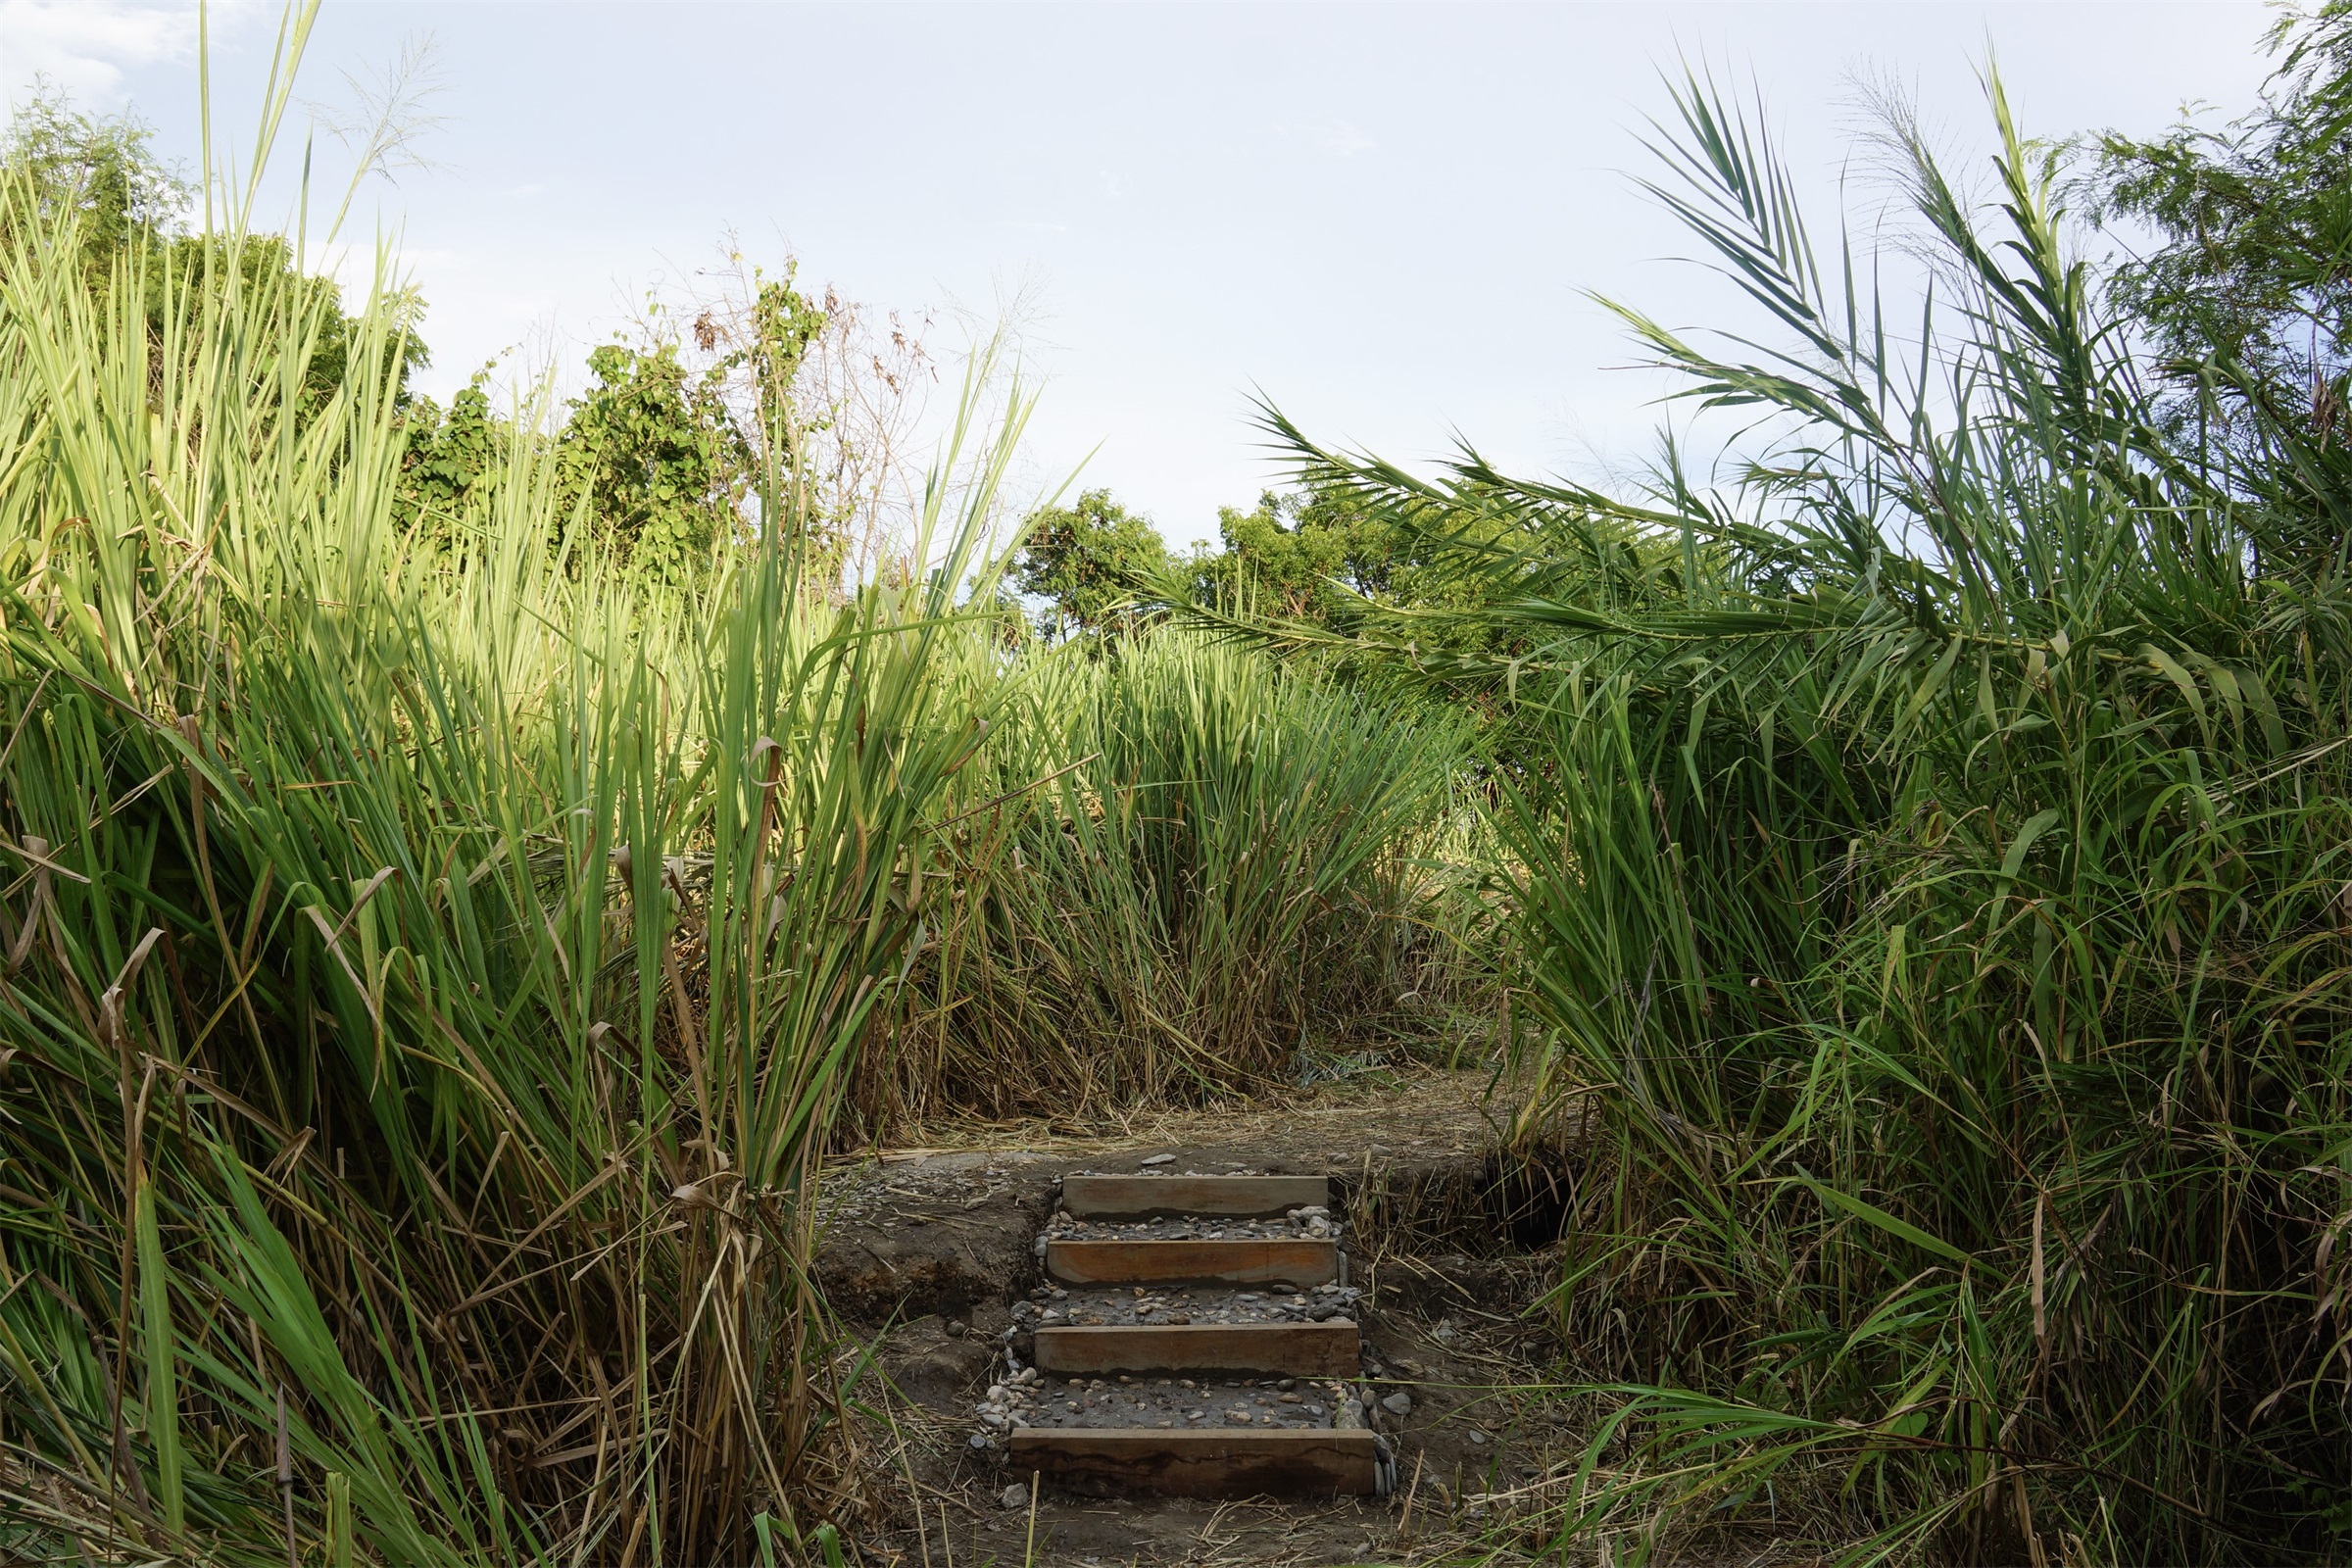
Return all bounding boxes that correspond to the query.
[1310,119,1374,158]
[0,0,211,103]
[1272,117,1377,159]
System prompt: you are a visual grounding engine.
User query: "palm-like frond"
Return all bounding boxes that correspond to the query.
[1204,60,2352,1564]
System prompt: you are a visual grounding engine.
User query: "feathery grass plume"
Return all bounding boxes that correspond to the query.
[1223,63,2352,1565]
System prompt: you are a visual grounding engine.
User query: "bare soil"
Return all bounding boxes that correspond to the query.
[817,1069,1596,1566]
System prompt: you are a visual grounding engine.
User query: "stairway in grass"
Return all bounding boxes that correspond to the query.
[1004,1172,1393,1498]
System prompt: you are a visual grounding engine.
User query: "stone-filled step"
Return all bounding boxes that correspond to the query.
[1037,1321,1360,1377]
[1004,1373,1348,1430]
[1007,1171,1387,1500]
[1046,1237,1339,1289]
[1017,1284,1361,1328]
[1048,1213,1327,1242]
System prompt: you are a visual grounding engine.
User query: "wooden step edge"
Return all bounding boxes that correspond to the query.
[1059,1174,1329,1218]
[1007,1427,1380,1498]
[1032,1321,1359,1377]
[1045,1238,1339,1289]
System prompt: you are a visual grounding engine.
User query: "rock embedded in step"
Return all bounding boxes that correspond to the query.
[1335,1399,1366,1430]
[1139,1153,1175,1166]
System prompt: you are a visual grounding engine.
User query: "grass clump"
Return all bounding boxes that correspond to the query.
[1236,64,2352,1568]
[0,18,1480,1563]
[865,627,1483,1127]
[0,27,1023,1563]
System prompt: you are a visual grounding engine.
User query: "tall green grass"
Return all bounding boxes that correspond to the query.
[0,23,1028,1561]
[1251,70,2352,1565]
[862,628,1480,1127]
[0,18,1482,1561]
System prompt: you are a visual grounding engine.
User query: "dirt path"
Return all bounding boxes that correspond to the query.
[815,1070,1583,1566]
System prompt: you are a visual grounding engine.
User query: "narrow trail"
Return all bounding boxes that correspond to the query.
[1010,1170,1391,1495]
[821,1071,1582,1565]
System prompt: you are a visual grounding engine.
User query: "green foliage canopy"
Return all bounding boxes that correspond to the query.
[0,82,187,267]
[557,339,753,583]
[1012,487,1173,636]
[2095,4,2352,408]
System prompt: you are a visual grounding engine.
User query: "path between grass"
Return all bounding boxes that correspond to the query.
[812,1068,1596,1567]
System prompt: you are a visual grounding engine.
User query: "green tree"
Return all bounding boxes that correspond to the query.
[1014,488,1173,637]
[2093,4,2352,410]
[393,365,505,539]
[0,80,187,270]
[1202,478,1525,668]
[2,84,427,416]
[557,340,752,585]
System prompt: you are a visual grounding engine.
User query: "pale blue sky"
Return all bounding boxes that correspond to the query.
[6,2,2275,543]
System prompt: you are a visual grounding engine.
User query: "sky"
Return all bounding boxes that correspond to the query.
[2,0,2278,545]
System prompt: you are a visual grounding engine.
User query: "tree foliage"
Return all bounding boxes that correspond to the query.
[2094,3,2352,416]
[557,340,752,583]
[0,81,188,269]
[1012,487,1173,636]
[1,82,425,418]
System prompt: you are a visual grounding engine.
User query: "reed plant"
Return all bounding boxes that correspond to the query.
[0,13,1033,1560]
[859,625,1484,1128]
[0,15,1489,1560]
[1244,68,2352,1565]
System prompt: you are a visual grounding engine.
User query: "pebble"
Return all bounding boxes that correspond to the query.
[1000,1483,1029,1509]
[1468,1431,1489,1445]
[1139,1153,1175,1166]
[1383,1393,1413,1415]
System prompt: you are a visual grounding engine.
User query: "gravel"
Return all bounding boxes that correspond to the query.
[976,1368,1350,1432]
[1012,1283,1362,1327]
[1061,1166,1272,1178]
[1041,1204,1343,1243]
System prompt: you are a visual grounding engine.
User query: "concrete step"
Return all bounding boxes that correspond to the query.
[1034,1321,1359,1377]
[1007,1428,1380,1499]
[1045,1237,1339,1289]
[1060,1173,1329,1218]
